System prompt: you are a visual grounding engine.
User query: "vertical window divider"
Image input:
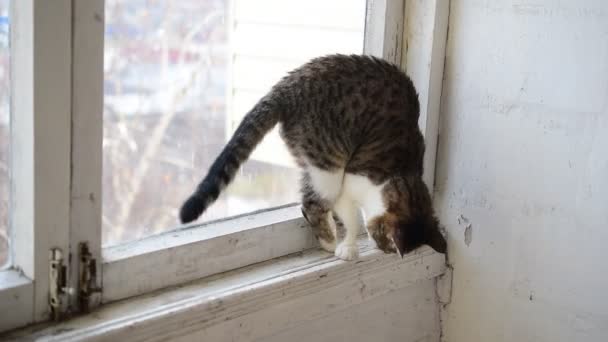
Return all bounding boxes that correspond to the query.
[364,0,405,65]
[10,0,74,323]
[68,0,105,313]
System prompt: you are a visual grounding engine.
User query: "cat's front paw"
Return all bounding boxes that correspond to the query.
[318,237,336,253]
[335,243,359,261]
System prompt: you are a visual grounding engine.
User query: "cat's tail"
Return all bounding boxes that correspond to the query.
[179,96,281,224]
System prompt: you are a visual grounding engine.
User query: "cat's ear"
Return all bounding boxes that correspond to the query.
[424,217,447,254]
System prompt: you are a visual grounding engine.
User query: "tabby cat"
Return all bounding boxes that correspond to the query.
[180,54,447,260]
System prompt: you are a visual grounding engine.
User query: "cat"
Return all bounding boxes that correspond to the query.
[180,54,447,260]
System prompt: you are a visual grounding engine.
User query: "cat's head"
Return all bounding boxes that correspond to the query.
[369,175,447,256]
[393,214,447,256]
[368,211,446,256]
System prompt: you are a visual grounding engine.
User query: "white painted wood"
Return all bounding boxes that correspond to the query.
[0,271,33,332]
[8,241,444,341]
[364,0,405,65]
[402,0,450,190]
[8,0,34,289]
[436,265,453,305]
[9,0,73,323]
[1,0,37,331]
[365,0,448,191]
[248,282,439,342]
[102,205,316,302]
[69,0,105,312]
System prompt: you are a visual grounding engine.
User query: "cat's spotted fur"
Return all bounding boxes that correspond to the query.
[180,54,446,260]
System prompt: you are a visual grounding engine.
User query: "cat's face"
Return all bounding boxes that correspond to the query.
[367,215,397,254]
[370,176,447,256]
[392,215,447,256]
[368,213,446,256]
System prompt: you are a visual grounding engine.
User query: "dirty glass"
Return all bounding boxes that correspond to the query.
[102,0,366,246]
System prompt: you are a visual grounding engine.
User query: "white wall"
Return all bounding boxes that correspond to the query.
[435,1,608,341]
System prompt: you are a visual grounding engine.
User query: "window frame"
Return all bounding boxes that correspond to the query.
[101,0,407,303]
[0,0,450,333]
[1,0,74,331]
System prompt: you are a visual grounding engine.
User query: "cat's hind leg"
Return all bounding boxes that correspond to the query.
[300,170,340,252]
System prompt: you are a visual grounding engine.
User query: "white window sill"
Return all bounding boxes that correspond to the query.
[5,241,446,341]
[0,270,34,332]
[102,204,316,302]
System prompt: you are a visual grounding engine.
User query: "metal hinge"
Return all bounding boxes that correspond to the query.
[49,243,102,320]
[78,242,101,313]
[49,248,71,321]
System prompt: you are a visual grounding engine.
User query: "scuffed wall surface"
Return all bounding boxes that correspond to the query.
[435,1,608,341]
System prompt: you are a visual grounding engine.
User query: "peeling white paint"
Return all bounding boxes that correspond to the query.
[463,224,472,247]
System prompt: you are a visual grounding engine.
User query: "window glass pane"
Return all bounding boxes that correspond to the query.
[0,0,9,268]
[103,0,366,246]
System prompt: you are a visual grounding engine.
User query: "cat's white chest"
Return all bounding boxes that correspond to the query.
[307,165,386,219]
[341,173,386,220]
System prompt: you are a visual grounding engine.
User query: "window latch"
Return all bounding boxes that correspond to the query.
[49,248,70,321]
[79,242,101,313]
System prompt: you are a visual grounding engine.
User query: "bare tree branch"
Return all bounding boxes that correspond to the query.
[113,12,219,241]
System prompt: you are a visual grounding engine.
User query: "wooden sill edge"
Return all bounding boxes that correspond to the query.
[4,240,445,341]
